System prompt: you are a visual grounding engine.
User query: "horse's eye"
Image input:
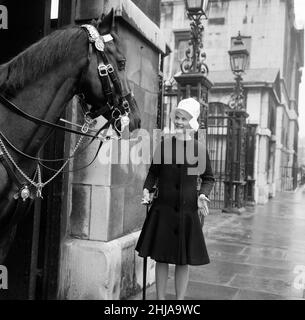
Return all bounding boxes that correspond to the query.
[118,59,126,71]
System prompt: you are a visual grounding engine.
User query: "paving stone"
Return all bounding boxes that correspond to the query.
[168,260,253,286]
[167,280,239,300]
[233,289,290,300]
[205,240,246,254]
[208,250,249,264]
[245,256,297,270]
[249,265,297,282]
[229,274,304,299]
[241,246,288,260]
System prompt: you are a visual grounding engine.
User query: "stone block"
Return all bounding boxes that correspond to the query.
[143,91,158,131]
[120,242,135,299]
[107,186,125,240]
[123,175,145,233]
[132,83,146,116]
[58,239,121,300]
[89,185,126,241]
[118,27,142,86]
[72,116,111,186]
[58,232,154,300]
[70,184,91,239]
[89,186,111,241]
[140,47,159,93]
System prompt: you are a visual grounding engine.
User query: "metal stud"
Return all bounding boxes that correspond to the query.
[120,115,130,128]
[20,185,30,202]
[95,37,105,52]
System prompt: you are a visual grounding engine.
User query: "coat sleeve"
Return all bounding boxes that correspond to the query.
[143,162,160,192]
[199,150,215,197]
[143,140,162,192]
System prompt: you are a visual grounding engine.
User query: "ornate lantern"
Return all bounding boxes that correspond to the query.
[184,0,211,18]
[228,32,249,75]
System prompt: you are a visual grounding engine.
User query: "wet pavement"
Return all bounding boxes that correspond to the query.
[130,186,305,300]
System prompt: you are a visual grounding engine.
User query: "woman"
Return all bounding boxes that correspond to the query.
[135,98,215,300]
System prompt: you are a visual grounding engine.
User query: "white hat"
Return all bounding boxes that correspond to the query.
[171,98,200,131]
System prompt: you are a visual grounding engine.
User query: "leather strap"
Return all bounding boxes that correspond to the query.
[0,94,103,140]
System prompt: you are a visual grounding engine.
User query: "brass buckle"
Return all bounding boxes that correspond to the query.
[107,64,114,73]
[98,64,108,77]
[112,108,122,120]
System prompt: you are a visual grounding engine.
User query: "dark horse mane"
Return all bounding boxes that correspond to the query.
[0,26,85,96]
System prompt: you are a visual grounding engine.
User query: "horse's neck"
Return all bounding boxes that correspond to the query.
[1,52,88,158]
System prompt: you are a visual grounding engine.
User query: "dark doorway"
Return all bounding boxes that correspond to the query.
[0,0,62,300]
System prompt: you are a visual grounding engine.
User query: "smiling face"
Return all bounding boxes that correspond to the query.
[174,109,192,134]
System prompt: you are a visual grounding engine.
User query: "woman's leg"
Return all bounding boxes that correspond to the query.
[155,262,169,300]
[175,264,189,300]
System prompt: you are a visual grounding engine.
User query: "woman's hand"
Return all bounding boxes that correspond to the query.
[197,194,210,217]
[141,188,152,204]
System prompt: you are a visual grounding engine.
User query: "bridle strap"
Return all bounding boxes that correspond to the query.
[0,117,112,163]
[80,25,131,135]
[0,94,102,140]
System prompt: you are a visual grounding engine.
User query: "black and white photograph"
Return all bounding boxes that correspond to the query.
[0,0,305,306]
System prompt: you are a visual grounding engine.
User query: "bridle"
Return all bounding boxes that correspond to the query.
[0,23,133,219]
[80,24,131,134]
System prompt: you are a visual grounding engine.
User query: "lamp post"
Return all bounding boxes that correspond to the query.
[175,0,212,132]
[181,0,211,75]
[228,31,249,111]
[223,32,250,213]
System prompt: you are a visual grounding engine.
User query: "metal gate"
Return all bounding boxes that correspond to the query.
[280,166,298,191]
[161,86,256,210]
[206,103,229,209]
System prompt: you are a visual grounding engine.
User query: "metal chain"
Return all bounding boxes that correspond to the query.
[40,136,84,187]
[0,135,83,191]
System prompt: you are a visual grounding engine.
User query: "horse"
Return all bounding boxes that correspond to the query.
[0,9,141,263]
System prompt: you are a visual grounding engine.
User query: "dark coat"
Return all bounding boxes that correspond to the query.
[135,135,215,265]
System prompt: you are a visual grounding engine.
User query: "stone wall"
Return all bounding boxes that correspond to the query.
[58,0,165,300]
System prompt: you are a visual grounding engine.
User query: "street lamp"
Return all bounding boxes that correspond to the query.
[223,31,250,214]
[185,0,210,17]
[174,0,212,132]
[181,0,211,74]
[228,32,249,111]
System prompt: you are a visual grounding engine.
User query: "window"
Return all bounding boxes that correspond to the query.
[208,17,225,25]
[51,0,59,19]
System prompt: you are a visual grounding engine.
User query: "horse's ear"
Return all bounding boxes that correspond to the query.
[97,8,115,35]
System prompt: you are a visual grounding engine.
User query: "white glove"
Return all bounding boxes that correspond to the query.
[141,188,153,204]
[197,194,210,217]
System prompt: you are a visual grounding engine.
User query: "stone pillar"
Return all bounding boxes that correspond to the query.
[256,128,272,204]
[274,105,284,192]
[57,0,167,300]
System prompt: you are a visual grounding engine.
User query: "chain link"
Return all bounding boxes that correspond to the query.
[0,135,84,193]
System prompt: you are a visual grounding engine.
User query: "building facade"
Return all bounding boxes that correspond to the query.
[161,0,304,205]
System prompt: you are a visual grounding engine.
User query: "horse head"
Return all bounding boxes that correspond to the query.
[79,9,141,135]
